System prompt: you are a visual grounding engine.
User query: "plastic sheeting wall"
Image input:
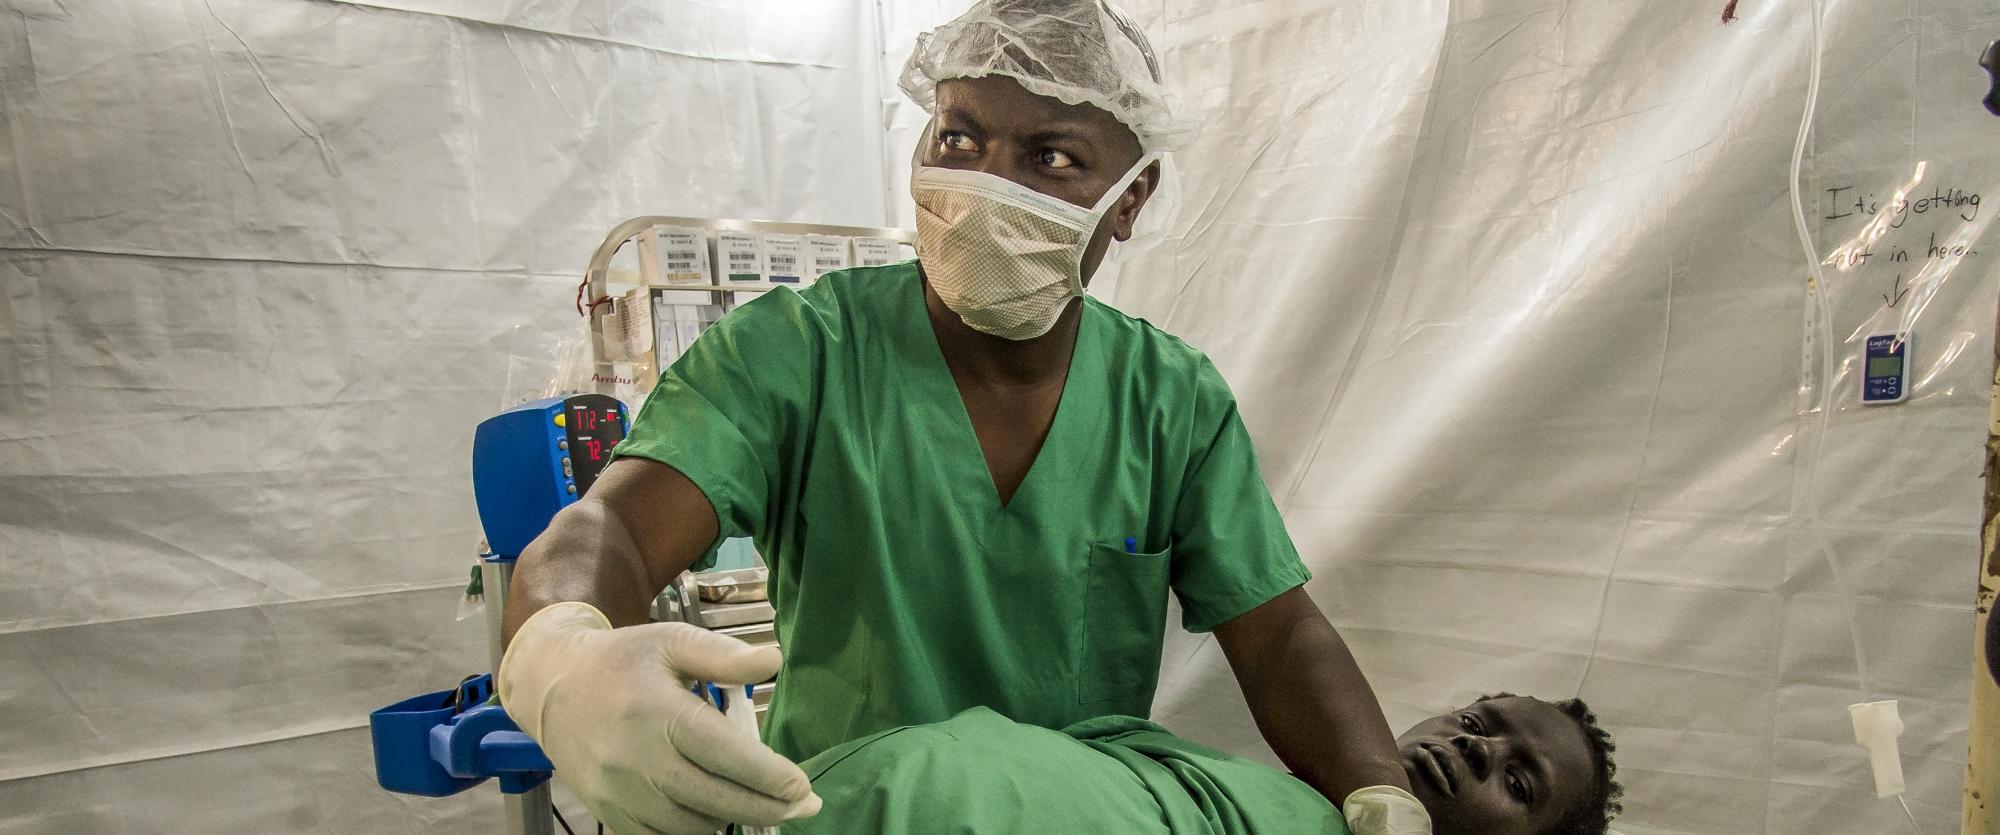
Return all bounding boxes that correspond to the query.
[0,1,893,832]
[8,0,1998,833]
[1052,1,1996,833]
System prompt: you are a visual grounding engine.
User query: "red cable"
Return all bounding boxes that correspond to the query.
[574,280,612,318]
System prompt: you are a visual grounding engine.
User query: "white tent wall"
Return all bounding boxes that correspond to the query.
[1019,0,1993,833]
[5,0,1997,832]
[875,0,957,219]
[0,1,892,832]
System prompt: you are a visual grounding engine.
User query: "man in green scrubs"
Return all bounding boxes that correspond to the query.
[497,3,1428,834]
[785,693,1623,835]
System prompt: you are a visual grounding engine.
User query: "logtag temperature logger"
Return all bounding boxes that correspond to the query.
[1860,332,1910,405]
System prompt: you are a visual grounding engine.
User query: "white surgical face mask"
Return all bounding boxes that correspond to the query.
[912,151,1159,341]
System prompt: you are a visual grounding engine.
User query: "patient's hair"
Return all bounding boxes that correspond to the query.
[1479,693,1623,835]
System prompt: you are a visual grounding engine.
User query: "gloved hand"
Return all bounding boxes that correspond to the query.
[1343,785,1433,835]
[498,602,821,835]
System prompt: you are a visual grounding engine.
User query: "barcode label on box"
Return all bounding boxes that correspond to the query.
[769,255,797,271]
[666,251,698,272]
[853,238,900,267]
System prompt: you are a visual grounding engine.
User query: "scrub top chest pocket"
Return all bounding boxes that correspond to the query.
[1078,540,1173,705]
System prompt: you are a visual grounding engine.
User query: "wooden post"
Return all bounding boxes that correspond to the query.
[1966,299,2000,832]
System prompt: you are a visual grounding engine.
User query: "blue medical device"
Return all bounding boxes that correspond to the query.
[372,395,631,816]
[472,394,629,558]
[1860,332,1910,405]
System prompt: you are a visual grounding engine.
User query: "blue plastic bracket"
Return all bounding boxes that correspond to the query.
[372,674,553,797]
[429,704,554,794]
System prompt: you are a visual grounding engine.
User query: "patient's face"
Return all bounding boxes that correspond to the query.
[1396,696,1595,835]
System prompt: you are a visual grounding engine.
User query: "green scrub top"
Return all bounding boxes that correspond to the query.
[786,706,1349,835]
[613,261,1310,762]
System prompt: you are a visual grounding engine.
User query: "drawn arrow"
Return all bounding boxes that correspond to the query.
[1883,273,1911,308]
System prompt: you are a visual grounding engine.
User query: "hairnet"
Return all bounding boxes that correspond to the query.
[899,0,1194,153]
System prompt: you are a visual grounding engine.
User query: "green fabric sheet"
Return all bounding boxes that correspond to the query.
[784,707,1348,835]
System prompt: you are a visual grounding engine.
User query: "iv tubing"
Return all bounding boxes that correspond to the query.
[1788,0,1876,700]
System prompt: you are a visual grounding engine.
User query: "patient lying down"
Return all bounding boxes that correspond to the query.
[784,694,1621,835]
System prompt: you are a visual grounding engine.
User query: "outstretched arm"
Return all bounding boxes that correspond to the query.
[1215,586,1410,807]
[502,457,718,643]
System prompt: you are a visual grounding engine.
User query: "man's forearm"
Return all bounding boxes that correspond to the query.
[1218,589,1409,808]
[500,459,722,645]
[501,498,664,644]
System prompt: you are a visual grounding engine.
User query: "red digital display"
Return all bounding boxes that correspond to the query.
[561,395,627,495]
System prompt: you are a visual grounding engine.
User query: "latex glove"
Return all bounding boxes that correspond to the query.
[1343,785,1433,835]
[499,602,821,835]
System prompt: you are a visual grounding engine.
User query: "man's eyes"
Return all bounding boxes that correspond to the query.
[935,133,1083,173]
